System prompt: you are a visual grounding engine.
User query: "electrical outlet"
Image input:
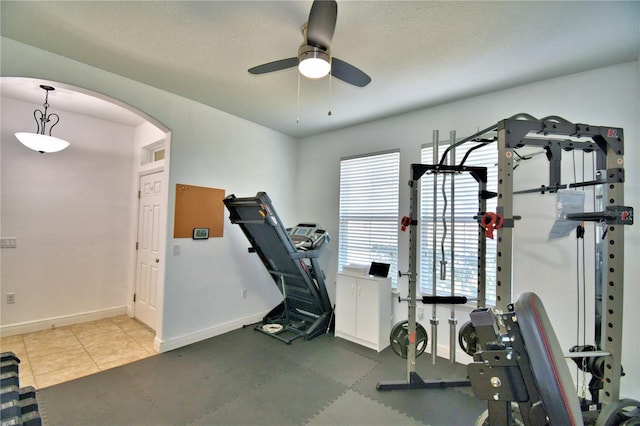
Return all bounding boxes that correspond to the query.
[6,293,16,304]
[172,244,181,255]
[417,307,424,320]
[241,288,248,299]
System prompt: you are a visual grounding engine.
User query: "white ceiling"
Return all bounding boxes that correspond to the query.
[1,1,638,138]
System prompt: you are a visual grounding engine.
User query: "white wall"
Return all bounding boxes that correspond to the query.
[296,61,640,399]
[1,37,297,350]
[1,97,135,328]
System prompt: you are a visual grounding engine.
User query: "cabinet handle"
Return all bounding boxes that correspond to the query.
[358,285,362,296]
[351,283,356,294]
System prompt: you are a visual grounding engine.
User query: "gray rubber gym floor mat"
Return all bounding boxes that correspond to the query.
[36,326,486,425]
[306,389,424,426]
[353,353,486,425]
[192,364,347,425]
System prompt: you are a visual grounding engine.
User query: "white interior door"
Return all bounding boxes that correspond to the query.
[134,171,162,330]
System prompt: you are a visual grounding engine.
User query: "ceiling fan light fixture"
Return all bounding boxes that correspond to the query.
[15,85,70,154]
[298,45,331,79]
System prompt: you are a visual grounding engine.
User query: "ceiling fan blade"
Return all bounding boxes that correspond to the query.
[331,58,371,87]
[248,57,298,74]
[306,0,337,50]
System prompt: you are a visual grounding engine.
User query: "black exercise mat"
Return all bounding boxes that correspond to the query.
[37,326,486,425]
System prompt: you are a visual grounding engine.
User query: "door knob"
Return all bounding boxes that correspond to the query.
[155,258,160,263]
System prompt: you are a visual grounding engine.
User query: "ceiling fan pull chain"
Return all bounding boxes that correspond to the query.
[297,71,301,124]
[328,70,333,117]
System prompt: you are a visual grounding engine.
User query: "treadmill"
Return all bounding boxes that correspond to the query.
[223,192,333,343]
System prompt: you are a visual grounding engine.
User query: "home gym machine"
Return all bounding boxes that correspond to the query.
[463,114,636,425]
[224,192,333,344]
[378,128,492,391]
[378,114,637,424]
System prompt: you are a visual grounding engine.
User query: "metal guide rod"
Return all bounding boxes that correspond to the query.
[564,351,611,358]
[594,183,604,350]
[430,130,439,365]
[477,180,488,309]
[448,130,457,364]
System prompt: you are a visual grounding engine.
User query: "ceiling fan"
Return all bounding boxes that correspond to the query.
[248,0,371,87]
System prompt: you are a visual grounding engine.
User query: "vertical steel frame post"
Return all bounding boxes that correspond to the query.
[406,169,419,381]
[495,124,516,310]
[599,129,625,404]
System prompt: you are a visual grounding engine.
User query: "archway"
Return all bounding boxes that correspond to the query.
[0,76,170,355]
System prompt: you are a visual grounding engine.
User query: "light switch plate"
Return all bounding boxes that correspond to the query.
[0,238,17,248]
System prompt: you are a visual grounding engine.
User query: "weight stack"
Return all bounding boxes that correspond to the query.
[1,352,42,426]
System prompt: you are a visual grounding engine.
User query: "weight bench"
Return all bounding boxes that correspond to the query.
[467,292,583,425]
[224,192,333,344]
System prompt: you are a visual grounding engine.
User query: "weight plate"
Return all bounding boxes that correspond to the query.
[389,320,428,359]
[596,399,640,426]
[458,321,479,356]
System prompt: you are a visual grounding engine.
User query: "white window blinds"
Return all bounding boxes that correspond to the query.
[339,150,400,286]
[419,143,497,305]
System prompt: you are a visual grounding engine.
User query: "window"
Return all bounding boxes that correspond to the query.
[153,148,165,162]
[419,142,497,305]
[339,150,400,286]
[141,140,166,166]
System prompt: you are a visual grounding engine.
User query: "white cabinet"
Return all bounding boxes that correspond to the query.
[335,273,392,352]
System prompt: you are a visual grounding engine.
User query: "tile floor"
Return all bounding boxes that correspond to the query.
[0,315,156,389]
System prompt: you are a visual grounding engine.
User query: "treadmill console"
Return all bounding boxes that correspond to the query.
[287,223,330,250]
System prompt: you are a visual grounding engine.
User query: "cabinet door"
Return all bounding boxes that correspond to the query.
[355,278,379,344]
[335,275,357,335]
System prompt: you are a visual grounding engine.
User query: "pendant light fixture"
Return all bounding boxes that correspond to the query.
[15,85,70,154]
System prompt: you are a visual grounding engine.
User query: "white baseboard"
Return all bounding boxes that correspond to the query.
[0,306,128,337]
[155,311,268,353]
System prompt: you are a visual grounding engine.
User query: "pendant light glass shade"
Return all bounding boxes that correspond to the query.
[15,132,70,153]
[15,85,70,154]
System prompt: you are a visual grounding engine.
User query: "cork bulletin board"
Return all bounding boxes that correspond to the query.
[174,184,225,238]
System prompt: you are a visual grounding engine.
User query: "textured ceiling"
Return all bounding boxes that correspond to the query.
[1,1,639,138]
